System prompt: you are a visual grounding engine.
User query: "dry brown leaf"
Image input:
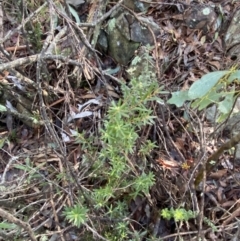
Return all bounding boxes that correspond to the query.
[83,66,94,80]
[156,157,180,169]
[223,207,240,226]
[219,180,227,187]
[217,187,224,203]
[34,153,46,159]
[221,200,236,208]
[209,169,228,179]
[175,138,185,150]
[81,93,96,99]
[108,90,120,98]
[0,71,9,80]
[209,61,221,70]
[45,157,60,162]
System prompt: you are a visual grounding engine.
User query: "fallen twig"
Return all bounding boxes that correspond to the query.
[195,132,240,187]
[0,207,37,241]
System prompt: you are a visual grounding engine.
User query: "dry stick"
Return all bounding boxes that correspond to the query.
[0,104,44,127]
[0,207,37,241]
[194,131,240,187]
[0,54,38,71]
[49,184,66,241]
[0,156,18,184]
[44,6,94,208]
[49,0,123,90]
[147,25,161,80]
[198,162,206,240]
[84,223,109,241]
[45,26,68,55]
[52,0,123,53]
[35,226,73,240]
[184,108,206,237]
[0,54,83,78]
[77,0,124,27]
[223,207,240,226]
[85,0,101,47]
[49,2,95,89]
[103,72,122,84]
[193,112,206,240]
[0,53,83,127]
[32,195,68,233]
[0,1,42,88]
[0,0,123,82]
[160,229,211,241]
[39,0,96,221]
[0,2,51,89]
[0,1,3,40]
[0,0,123,68]
[160,106,185,162]
[0,2,47,45]
[37,0,65,154]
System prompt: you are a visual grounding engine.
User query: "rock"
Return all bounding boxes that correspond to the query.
[205,105,218,123]
[96,30,108,53]
[223,112,240,136]
[106,11,160,65]
[117,12,131,40]
[219,96,240,160]
[107,18,139,65]
[225,8,240,61]
[223,112,240,160]
[183,5,218,32]
[121,0,150,12]
[130,16,160,45]
[225,8,240,51]
[235,144,240,162]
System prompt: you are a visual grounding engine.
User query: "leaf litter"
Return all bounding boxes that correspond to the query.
[0,0,240,240]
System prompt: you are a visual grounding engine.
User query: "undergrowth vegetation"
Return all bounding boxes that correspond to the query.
[65,52,165,239]
[63,62,240,239]
[1,1,240,241]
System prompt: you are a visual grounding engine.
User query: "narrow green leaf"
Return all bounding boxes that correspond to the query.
[0,104,7,112]
[68,4,81,23]
[0,137,6,149]
[0,222,17,229]
[14,164,30,171]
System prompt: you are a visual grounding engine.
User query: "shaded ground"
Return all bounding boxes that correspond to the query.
[1,0,240,240]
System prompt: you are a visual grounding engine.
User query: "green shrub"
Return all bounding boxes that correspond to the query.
[160,208,217,231]
[63,204,88,228]
[161,208,196,222]
[64,50,165,239]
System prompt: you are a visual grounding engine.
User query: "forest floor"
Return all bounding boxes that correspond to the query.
[0,1,240,241]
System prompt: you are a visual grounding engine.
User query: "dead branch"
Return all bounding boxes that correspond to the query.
[0,207,37,241]
[195,132,240,187]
